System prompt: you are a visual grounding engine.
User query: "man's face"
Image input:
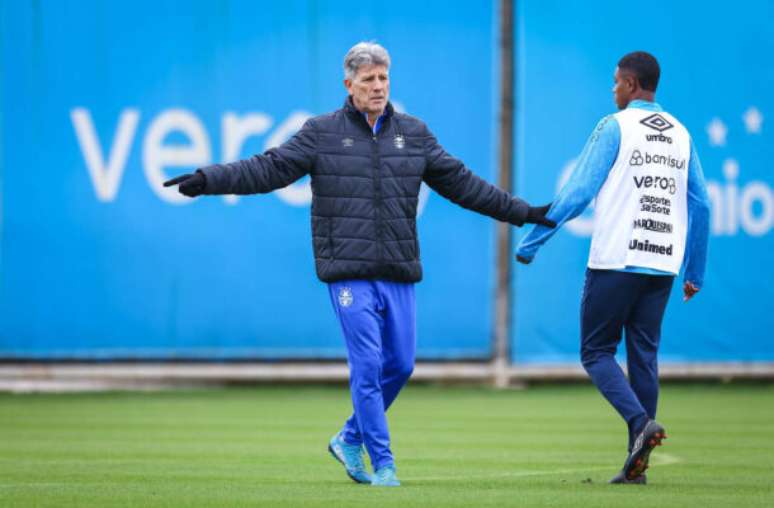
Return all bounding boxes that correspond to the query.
[612,67,634,110]
[345,64,390,115]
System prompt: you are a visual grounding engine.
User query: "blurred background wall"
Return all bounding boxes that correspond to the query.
[1,0,772,366]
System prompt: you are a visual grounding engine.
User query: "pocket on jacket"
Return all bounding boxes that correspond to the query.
[312,216,334,260]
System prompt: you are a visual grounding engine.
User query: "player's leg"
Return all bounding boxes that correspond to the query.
[580,269,658,484]
[327,280,391,483]
[624,275,673,448]
[612,275,672,482]
[580,269,650,440]
[623,275,674,455]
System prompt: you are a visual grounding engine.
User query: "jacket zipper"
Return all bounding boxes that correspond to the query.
[372,132,383,263]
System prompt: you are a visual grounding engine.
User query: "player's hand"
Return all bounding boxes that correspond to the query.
[515,254,532,265]
[163,171,207,197]
[525,203,556,228]
[683,281,700,302]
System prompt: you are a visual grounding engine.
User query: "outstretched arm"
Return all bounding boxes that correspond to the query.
[164,118,317,196]
[421,125,552,227]
[682,139,710,301]
[515,115,620,263]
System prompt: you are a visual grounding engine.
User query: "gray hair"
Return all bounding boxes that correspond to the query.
[343,42,391,80]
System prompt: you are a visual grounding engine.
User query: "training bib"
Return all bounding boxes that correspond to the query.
[588,108,690,274]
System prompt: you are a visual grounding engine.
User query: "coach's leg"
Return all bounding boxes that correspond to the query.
[338,282,415,459]
[377,281,416,412]
[329,281,393,469]
[624,275,674,449]
[580,269,649,437]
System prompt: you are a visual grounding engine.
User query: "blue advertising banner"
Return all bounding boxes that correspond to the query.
[513,0,774,363]
[0,1,499,359]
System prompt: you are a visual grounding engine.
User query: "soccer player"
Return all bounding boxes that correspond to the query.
[164,41,555,486]
[516,51,710,484]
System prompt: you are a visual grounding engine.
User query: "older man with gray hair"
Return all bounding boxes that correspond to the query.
[164,41,554,486]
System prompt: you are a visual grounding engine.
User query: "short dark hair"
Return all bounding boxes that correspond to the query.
[618,51,660,92]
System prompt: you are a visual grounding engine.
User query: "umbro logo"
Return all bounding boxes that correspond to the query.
[342,137,354,148]
[640,113,674,132]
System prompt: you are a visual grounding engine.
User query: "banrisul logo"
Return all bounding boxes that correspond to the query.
[629,150,685,170]
[640,113,674,132]
[645,152,685,170]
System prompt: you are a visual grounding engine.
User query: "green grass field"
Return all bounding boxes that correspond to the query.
[1,383,773,507]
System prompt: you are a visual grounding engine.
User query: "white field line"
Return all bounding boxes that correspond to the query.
[0,482,112,489]
[408,453,682,482]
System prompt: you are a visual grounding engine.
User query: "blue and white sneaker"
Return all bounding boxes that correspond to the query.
[371,465,400,487]
[328,433,372,484]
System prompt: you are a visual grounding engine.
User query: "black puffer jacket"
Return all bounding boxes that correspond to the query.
[200,98,528,283]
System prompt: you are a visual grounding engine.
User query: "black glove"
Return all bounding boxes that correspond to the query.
[525,203,556,228]
[163,170,207,197]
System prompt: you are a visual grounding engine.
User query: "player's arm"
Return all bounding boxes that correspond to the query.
[421,124,554,227]
[515,115,620,264]
[682,139,710,301]
[164,119,317,196]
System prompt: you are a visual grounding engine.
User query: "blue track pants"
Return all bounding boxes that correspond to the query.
[328,279,416,470]
[580,269,674,451]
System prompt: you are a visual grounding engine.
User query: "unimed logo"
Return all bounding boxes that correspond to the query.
[628,239,673,256]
